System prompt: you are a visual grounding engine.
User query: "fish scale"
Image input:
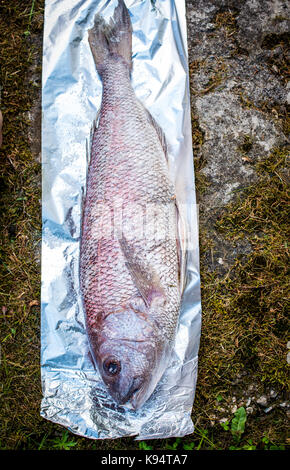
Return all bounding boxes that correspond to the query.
[80,0,181,409]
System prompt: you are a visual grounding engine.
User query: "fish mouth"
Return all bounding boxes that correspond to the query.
[129,384,147,410]
[115,377,144,408]
[130,391,143,410]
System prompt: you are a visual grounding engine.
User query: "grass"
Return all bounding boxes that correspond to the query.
[188,159,289,446]
[0,1,289,451]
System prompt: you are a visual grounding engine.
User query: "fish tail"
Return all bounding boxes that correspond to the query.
[88,0,132,74]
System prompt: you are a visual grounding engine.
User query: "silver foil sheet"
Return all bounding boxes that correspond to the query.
[41,0,201,439]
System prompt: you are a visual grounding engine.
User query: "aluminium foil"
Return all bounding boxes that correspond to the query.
[41,0,201,439]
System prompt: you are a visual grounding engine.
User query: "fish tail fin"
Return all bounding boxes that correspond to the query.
[88,0,132,74]
[109,0,132,69]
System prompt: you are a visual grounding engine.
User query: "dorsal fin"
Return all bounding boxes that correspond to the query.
[145,109,168,160]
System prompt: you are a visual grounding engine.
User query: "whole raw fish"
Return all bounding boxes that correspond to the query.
[80,0,181,409]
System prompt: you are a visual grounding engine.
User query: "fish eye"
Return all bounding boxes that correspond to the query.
[103,357,121,376]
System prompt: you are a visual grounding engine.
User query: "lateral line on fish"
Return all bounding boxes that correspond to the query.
[103,337,149,344]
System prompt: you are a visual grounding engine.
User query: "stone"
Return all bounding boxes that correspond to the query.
[256,395,268,407]
[186,1,288,276]
[264,406,273,413]
[236,0,290,54]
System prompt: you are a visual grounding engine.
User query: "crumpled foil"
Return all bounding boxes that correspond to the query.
[41,0,201,439]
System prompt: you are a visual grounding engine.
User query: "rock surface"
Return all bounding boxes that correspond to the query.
[185,0,289,433]
[186,0,289,273]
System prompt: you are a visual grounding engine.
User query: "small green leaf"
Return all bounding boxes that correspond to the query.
[269,445,285,450]
[220,421,230,431]
[242,440,256,450]
[52,431,77,450]
[165,438,181,450]
[183,442,195,450]
[231,407,247,441]
[139,441,153,450]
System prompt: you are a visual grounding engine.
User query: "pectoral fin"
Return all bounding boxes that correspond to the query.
[119,236,165,308]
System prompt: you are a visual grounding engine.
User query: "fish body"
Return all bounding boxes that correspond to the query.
[80,0,181,409]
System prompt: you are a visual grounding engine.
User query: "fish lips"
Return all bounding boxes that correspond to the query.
[129,383,152,410]
[111,379,148,411]
[115,376,144,408]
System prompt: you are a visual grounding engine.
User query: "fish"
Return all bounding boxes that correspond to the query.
[80,0,181,410]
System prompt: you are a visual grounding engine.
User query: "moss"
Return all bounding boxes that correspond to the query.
[189,58,228,97]
[213,9,249,57]
[239,135,254,153]
[261,32,290,50]
[0,0,48,450]
[262,33,290,84]
[214,11,237,36]
[175,12,287,453]
[200,148,288,380]
[191,147,289,448]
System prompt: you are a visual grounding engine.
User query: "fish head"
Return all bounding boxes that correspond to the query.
[91,307,168,409]
[97,338,157,409]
